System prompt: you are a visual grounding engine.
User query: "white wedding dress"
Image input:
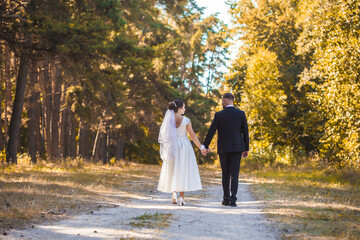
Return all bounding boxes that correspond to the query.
[157,116,202,193]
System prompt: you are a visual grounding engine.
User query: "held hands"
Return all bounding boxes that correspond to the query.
[201,148,248,157]
[201,148,210,156]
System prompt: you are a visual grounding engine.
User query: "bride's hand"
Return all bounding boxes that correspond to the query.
[201,148,211,156]
[201,148,207,156]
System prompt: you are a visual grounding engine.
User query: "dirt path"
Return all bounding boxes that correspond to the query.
[6,180,278,239]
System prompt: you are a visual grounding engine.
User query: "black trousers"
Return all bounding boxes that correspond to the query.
[219,152,242,203]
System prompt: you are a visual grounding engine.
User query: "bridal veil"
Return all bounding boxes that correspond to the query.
[158,110,177,162]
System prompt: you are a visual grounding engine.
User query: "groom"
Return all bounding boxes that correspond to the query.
[201,93,249,207]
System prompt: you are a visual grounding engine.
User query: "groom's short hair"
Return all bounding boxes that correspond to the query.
[223,93,234,101]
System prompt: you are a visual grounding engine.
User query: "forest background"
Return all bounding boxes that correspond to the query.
[0,0,359,171]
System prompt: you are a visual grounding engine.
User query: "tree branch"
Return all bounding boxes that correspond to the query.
[1,15,26,22]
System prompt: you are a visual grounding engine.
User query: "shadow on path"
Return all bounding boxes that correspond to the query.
[7,181,279,240]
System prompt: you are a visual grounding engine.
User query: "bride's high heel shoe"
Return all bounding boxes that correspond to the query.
[172,192,177,204]
[178,197,185,206]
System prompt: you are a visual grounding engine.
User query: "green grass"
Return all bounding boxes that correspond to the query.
[241,164,360,239]
[129,212,173,229]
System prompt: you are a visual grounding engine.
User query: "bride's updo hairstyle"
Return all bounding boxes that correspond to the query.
[168,99,184,112]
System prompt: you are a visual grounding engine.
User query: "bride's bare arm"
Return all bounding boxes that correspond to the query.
[186,120,202,149]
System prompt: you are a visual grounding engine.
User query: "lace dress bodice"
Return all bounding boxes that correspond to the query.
[176,117,190,139]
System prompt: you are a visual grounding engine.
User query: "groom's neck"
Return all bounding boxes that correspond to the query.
[226,101,234,107]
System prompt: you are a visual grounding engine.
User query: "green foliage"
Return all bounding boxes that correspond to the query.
[1,0,229,164]
[297,0,360,168]
[243,48,286,157]
[227,0,306,165]
[228,0,360,170]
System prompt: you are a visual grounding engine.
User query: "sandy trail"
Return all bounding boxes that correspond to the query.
[7,180,278,239]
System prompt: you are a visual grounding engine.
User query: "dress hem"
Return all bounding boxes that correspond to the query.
[157,187,202,193]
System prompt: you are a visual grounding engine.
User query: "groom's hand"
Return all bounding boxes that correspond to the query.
[242,151,249,158]
[200,145,207,156]
[201,148,208,156]
[201,148,211,156]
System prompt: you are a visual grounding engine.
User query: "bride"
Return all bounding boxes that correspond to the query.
[157,99,202,205]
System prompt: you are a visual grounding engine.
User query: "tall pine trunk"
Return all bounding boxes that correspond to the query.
[60,82,67,158]
[6,38,30,164]
[39,91,46,157]
[51,63,62,159]
[93,129,105,163]
[0,94,3,152]
[69,113,77,158]
[92,122,101,161]
[4,43,11,149]
[28,61,37,163]
[78,121,90,159]
[42,59,52,159]
[28,61,44,162]
[99,132,106,163]
[60,104,77,158]
[115,133,124,160]
[0,61,3,152]
[104,125,110,164]
[60,106,70,157]
[35,93,45,157]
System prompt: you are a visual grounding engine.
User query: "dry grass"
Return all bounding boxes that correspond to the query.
[0,157,161,233]
[198,164,222,186]
[0,156,221,235]
[240,164,360,240]
[2,156,359,240]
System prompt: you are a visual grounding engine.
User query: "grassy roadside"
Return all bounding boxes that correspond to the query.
[0,157,162,234]
[241,164,360,239]
[0,157,220,235]
[2,156,359,239]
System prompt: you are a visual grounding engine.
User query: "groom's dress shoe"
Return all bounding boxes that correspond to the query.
[222,200,230,206]
[230,202,237,207]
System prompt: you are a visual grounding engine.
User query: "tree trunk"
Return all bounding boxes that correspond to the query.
[39,91,46,157]
[60,106,69,158]
[69,113,77,158]
[99,132,106,163]
[28,61,37,163]
[115,133,124,160]
[61,106,76,158]
[28,62,44,161]
[92,130,99,161]
[0,93,3,152]
[78,121,90,159]
[93,130,105,163]
[60,82,67,158]
[35,94,45,157]
[4,43,11,148]
[104,124,110,164]
[6,42,30,164]
[92,122,101,161]
[51,63,62,159]
[42,59,52,160]
[0,61,3,152]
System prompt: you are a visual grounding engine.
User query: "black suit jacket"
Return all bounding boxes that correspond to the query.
[203,107,249,154]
